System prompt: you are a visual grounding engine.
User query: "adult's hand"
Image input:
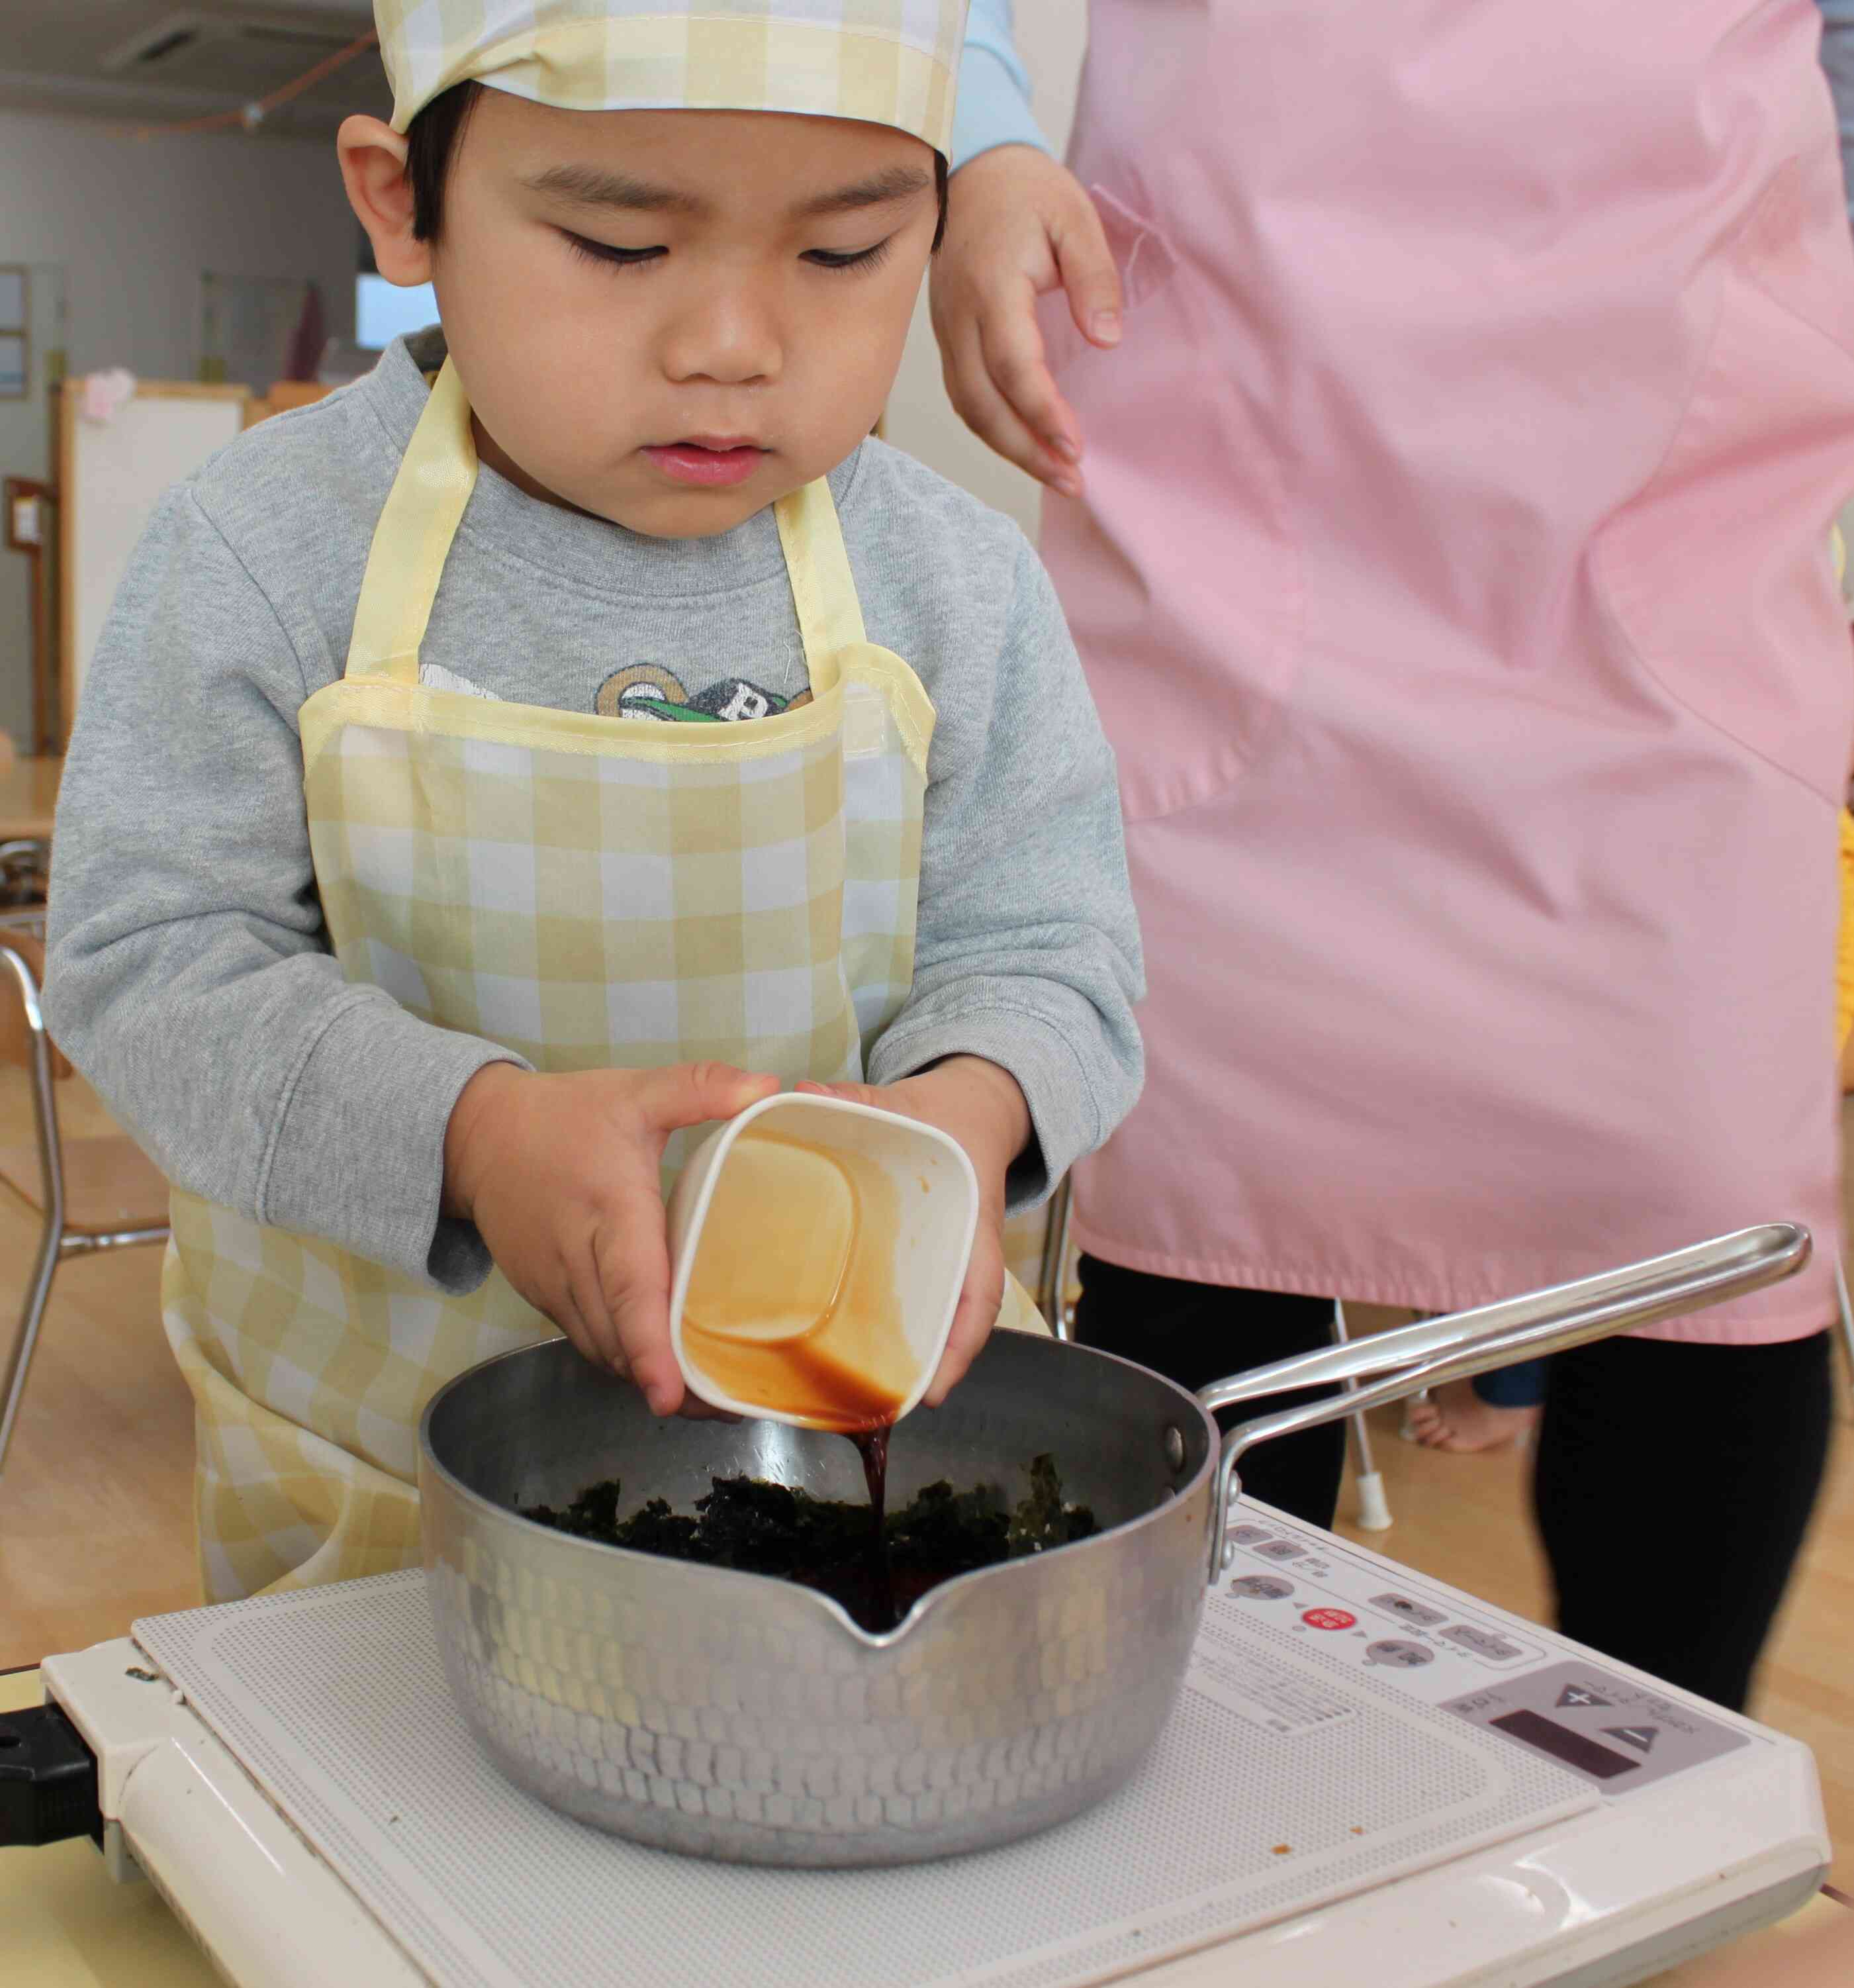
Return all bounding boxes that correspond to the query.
[929,144,1123,496]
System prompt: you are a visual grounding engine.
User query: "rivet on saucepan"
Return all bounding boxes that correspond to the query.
[1163,1426,1186,1473]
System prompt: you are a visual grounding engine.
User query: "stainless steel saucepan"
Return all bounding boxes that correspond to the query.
[418,1223,1806,1867]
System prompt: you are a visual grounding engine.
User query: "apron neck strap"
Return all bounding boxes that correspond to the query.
[347,359,477,683]
[774,477,868,684]
[345,356,868,686]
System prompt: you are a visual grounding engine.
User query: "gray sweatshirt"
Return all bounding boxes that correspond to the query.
[46,332,1143,1294]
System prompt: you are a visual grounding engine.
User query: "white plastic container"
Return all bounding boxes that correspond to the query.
[666,1092,980,1429]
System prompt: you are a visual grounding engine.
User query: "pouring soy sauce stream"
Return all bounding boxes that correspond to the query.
[849,1425,896,1632]
[676,1122,919,1628]
[530,1104,1103,1628]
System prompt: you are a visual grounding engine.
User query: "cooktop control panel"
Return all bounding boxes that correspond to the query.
[1217,1505,1750,1797]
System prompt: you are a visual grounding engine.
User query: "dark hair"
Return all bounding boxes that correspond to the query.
[404,80,949,250]
[405,81,485,241]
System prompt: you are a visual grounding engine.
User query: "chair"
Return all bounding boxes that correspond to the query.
[0,839,50,907]
[1036,1172,1079,1335]
[0,914,169,1476]
[0,732,51,910]
[1328,1300,1394,1530]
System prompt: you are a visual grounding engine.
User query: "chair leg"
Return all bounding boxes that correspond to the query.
[0,1211,61,1477]
[1038,1175,1076,1341]
[1332,1300,1393,1531]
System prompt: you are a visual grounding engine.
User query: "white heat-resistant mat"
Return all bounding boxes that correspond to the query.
[135,1572,1595,1988]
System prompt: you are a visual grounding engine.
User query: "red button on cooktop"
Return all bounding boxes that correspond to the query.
[1301,1607,1356,1631]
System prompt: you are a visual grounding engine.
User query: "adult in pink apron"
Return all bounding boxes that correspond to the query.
[937,0,1854,1711]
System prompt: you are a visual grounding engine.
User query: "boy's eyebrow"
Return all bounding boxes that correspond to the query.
[522,164,705,214]
[790,164,935,218]
[519,162,933,222]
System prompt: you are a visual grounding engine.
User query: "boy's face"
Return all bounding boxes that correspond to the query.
[389,95,935,538]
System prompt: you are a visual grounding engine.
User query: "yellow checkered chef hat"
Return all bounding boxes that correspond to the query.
[376,0,970,155]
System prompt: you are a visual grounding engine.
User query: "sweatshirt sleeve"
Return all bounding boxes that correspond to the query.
[43,485,528,1294]
[865,536,1144,1209]
[951,0,1052,171]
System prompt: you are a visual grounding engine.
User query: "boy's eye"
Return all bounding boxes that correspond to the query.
[802,240,893,273]
[563,232,666,271]
[560,231,892,275]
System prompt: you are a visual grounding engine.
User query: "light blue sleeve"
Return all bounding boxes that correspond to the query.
[1821,0,1854,228]
[950,0,1052,171]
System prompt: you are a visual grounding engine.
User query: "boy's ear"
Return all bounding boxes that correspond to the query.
[338,115,433,287]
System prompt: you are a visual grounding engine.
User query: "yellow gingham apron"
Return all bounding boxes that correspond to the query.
[162,359,1041,1604]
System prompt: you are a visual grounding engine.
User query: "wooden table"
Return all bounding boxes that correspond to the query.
[3,1668,1846,1988]
[0,755,61,843]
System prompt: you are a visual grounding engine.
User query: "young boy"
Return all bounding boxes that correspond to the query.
[45,0,1142,1602]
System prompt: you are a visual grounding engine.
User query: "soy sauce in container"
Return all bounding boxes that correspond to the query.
[678,1128,915,1431]
[666,1094,980,1627]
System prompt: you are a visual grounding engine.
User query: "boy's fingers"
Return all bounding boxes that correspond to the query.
[923,1230,1005,1407]
[794,1076,888,1111]
[592,1203,684,1417]
[581,1066,776,1416]
[678,1395,742,1424]
[630,1350,684,1418]
[794,1078,945,1140]
[798,1077,997,1407]
[562,1250,627,1374]
[632,1061,780,1135]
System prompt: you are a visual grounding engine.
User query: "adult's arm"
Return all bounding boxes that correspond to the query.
[950,0,1052,171]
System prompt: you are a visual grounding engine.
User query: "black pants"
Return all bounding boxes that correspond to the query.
[1078,1258,1833,1712]
[1534,1328,1832,1712]
[1074,1256,1348,1529]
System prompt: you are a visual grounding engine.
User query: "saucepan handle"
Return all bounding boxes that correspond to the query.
[1195,1223,1810,1583]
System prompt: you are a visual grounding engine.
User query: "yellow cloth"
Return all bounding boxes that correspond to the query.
[1839,809,1854,1053]
[162,358,1027,1603]
[1829,528,1851,1055]
[375,0,968,152]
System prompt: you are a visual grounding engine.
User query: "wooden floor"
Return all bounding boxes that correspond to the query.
[0,1068,1849,1883]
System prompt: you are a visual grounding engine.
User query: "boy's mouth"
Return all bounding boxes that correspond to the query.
[643,437,768,489]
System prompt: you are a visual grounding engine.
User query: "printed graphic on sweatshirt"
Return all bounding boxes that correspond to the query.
[416,661,810,722]
[595,664,811,724]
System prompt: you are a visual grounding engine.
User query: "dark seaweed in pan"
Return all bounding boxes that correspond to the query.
[520,1454,1097,1633]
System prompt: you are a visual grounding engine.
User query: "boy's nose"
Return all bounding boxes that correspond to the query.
[661,293,782,388]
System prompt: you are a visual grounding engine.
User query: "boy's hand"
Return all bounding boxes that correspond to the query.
[796,1057,1033,1407]
[441,1061,781,1415]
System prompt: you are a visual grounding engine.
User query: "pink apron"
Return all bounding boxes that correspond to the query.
[1044,0,1854,1342]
